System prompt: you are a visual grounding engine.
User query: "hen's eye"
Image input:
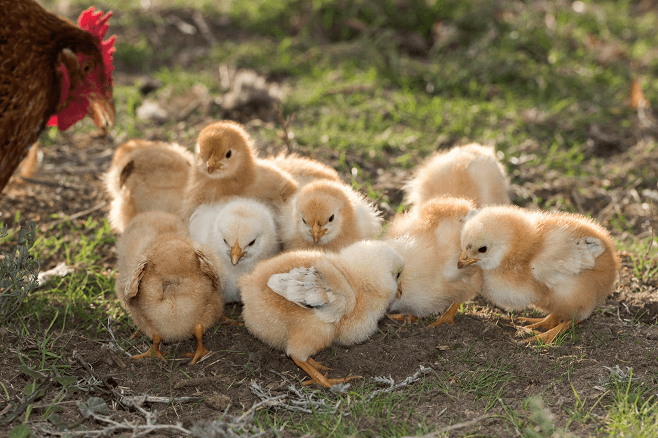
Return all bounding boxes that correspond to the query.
[478,246,488,253]
[328,214,334,222]
[225,150,232,159]
[81,61,92,75]
[248,239,256,246]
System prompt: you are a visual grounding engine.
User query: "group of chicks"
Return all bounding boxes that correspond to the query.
[105,121,620,388]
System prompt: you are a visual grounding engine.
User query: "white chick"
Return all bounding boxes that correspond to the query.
[266,152,341,187]
[105,140,193,233]
[458,205,620,343]
[189,198,279,303]
[116,211,224,365]
[239,240,404,387]
[385,197,483,327]
[405,143,510,208]
[280,179,382,252]
[181,120,298,220]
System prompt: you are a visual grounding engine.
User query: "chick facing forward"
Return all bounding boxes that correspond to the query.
[116,211,224,365]
[280,179,382,252]
[458,205,620,344]
[189,198,280,303]
[405,143,510,208]
[266,152,341,187]
[181,121,298,220]
[239,240,404,387]
[105,140,193,233]
[385,197,483,327]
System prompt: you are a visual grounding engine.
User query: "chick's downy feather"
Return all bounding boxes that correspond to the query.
[266,152,340,187]
[240,240,404,387]
[405,143,510,208]
[189,198,280,303]
[0,0,116,193]
[105,140,193,233]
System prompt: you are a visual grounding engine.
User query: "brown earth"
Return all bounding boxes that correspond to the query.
[1,7,657,438]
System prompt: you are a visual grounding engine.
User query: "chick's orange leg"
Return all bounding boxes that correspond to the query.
[219,314,243,326]
[133,334,167,362]
[525,320,581,344]
[292,357,360,388]
[426,302,462,329]
[517,313,561,331]
[386,314,419,324]
[307,357,330,371]
[183,323,209,365]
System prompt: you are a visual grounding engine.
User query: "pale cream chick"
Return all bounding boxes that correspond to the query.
[280,179,382,252]
[266,152,341,187]
[459,205,620,343]
[239,240,404,387]
[181,120,298,220]
[405,143,510,208]
[189,198,280,303]
[116,211,224,365]
[385,197,483,327]
[105,140,193,233]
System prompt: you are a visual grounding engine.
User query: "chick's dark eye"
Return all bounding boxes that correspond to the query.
[396,272,401,279]
[478,246,488,253]
[328,214,334,222]
[225,150,232,159]
[248,239,256,246]
[302,218,307,225]
[223,239,228,245]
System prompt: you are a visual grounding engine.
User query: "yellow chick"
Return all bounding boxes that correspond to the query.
[458,205,620,343]
[385,197,483,327]
[116,211,224,365]
[181,121,298,220]
[280,180,382,252]
[266,152,341,187]
[405,143,510,208]
[239,240,404,387]
[105,140,193,233]
[189,198,280,303]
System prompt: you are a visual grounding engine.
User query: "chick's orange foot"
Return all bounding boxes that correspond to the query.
[133,335,167,362]
[386,314,419,324]
[183,323,209,365]
[294,357,361,388]
[426,301,462,329]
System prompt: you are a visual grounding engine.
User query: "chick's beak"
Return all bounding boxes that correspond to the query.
[230,242,246,265]
[87,92,115,131]
[311,222,327,243]
[396,282,403,299]
[457,251,478,269]
[207,163,215,174]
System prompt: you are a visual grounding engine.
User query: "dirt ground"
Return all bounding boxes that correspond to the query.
[1,8,658,437]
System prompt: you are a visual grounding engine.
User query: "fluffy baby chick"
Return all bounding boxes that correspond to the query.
[405,143,510,208]
[240,240,404,387]
[116,211,224,365]
[189,198,280,303]
[458,205,620,343]
[266,152,341,187]
[280,180,382,252]
[105,140,193,233]
[385,197,483,327]
[181,121,298,220]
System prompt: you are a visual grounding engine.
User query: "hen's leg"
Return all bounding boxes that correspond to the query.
[133,334,167,361]
[426,302,461,329]
[183,323,209,365]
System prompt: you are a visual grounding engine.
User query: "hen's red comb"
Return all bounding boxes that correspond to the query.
[78,7,116,85]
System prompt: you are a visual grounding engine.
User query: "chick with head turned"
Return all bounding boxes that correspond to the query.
[239,240,404,387]
[266,152,341,187]
[116,211,224,365]
[181,121,298,220]
[385,197,483,327]
[280,179,382,252]
[105,140,194,233]
[405,143,510,208]
[458,205,620,343]
[189,198,280,303]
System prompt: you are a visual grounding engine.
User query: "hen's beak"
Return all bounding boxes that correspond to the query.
[87,92,115,132]
[311,222,327,243]
[231,242,246,265]
[457,251,478,269]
